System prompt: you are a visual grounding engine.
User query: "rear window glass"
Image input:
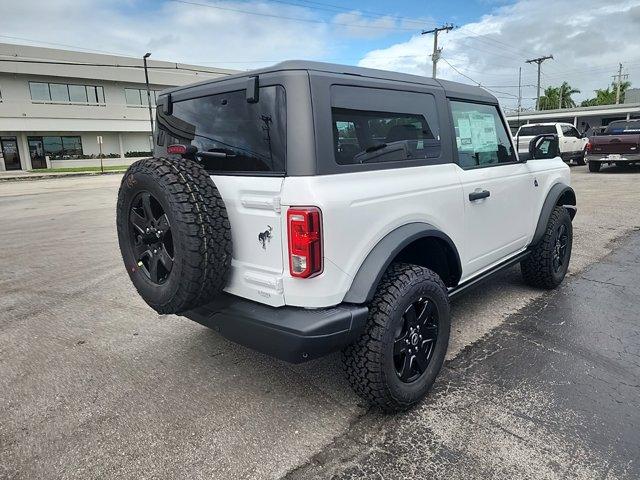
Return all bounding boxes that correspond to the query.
[156,86,286,173]
[518,125,556,136]
[330,86,441,166]
[604,121,640,135]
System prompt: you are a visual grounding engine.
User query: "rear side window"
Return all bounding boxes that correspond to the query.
[450,101,516,168]
[518,125,557,136]
[604,120,640,135]
[157,86,286,174]
[331,86,440,166]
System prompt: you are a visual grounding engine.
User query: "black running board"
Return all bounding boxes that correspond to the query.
[448,250,530,300]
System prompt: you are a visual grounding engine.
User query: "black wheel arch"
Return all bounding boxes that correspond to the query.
[531,183,576,246]
[343,223,462,304]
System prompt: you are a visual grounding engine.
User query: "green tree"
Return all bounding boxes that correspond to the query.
[580,81,631,107]
[539,82,580,110]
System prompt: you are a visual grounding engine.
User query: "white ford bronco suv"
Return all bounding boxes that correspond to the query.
[116,61,576,412]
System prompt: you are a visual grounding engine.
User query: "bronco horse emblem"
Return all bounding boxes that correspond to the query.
[258,226,273,249]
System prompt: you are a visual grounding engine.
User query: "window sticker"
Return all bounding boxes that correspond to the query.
[457,117,473,151]
[469,112,498,153]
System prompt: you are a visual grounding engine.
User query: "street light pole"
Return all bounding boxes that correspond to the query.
[143,53,154,145]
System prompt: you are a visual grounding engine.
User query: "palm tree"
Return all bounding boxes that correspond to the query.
[581,81,631,106]
[558,82,580,108]
[539,82,580,110]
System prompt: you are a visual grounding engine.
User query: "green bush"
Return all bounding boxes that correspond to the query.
[125,151,152,158]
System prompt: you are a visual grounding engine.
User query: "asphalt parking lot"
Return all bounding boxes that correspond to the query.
[1,164,640,479]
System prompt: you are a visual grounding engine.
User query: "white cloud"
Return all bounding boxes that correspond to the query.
[331,11,397,39]
[0,0,336,70]
[359,0,640,110]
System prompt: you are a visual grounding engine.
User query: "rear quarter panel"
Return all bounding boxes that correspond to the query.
[280,164,465,308]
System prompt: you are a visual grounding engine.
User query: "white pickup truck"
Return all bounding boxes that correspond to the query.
[515,122,588,165]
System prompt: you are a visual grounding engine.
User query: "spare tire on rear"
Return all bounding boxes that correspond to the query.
[116,157,232,314]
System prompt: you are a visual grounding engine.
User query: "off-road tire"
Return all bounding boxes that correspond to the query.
[521,206,572,289]
[116,157,232,314]
[588,161,601,172]
[576,150,586,166]
[342,263,450,412]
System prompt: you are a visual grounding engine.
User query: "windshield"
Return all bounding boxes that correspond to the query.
[156,86,286,174]
[517,125,556,136]
[604,121,640,135]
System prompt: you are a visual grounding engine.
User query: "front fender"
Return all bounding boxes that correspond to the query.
[531,183,576,246]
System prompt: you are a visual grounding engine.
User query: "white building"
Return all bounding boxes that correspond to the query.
[506,102,640,135]
[0,43,235,171]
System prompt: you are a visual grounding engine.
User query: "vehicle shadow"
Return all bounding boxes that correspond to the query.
[597,163,640,174]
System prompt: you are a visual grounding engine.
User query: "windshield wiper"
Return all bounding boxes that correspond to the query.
[365,143,388,153]
[196,149,237,160]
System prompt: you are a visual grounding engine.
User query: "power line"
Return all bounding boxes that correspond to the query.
[0,35,135,58]
[263,0,435,27]
[439,57,518,98]
[0,56,232,76]
[168,0,416,31]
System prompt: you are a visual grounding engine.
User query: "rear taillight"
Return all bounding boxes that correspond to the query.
[586,141,592,153]
[167,144,187,155]
[287,207,322,278]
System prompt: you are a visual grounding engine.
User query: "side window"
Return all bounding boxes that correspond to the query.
[331,86,441,166]
[568,127,580,137]
[450,101,516,168]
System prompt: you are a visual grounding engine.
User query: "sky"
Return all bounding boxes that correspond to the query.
[1,0,640,110]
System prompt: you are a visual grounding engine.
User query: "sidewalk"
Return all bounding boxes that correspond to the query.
[0,169,125,182]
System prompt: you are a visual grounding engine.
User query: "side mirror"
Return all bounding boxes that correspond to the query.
[529,134,559,160]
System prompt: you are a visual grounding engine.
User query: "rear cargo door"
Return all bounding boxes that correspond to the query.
[155,82,288,306]
[212,176,286,306]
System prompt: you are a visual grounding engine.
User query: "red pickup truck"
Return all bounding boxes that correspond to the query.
[585,119,640,172]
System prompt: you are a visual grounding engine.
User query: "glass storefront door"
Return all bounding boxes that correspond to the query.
[0,137,22,170]
[28,137,47,169]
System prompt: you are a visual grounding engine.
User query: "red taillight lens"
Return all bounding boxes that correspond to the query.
[586,141,592,153]
[287,207,322,278]
[167,144,187,155]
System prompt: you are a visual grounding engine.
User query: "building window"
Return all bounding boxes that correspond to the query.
[125,88,159,107]
[29,136,84,159]
[29,82,105,105]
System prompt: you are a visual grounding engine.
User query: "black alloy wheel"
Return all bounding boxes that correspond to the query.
[393,297,439,383]
[129,191,174,284]
[552,223,569,274]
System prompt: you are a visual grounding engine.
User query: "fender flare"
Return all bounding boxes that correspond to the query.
[343,223,462,304]
[531,183,576,246]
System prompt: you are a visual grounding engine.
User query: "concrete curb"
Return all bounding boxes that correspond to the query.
[0,170,126,183]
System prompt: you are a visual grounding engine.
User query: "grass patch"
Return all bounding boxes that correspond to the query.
[31,165,129,173]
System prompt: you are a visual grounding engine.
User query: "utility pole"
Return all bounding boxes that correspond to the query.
[517,67,522,151]
[558,83,563,109]
[143,53,154,144]
[612,63,629,104]
[517,67,522,114]
[526,55,553,110]
[422,23,454,78]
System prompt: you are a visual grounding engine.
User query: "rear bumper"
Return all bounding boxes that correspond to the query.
[586,153,640,163]
[183,295,369,363]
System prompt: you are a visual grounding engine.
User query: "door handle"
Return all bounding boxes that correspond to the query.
[469,190,490,201]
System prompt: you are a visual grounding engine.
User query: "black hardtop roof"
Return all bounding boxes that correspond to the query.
[160,60,496,103]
